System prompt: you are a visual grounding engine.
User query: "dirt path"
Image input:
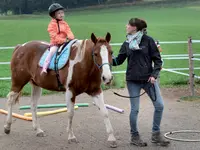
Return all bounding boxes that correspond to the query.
[1,87,200,150]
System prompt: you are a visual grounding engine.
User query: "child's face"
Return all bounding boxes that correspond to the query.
[55,10,65,20]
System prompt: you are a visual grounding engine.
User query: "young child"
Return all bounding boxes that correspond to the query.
[41,3,75,75]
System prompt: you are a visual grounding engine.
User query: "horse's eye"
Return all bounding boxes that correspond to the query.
[110,51,113,55]
[94,53,98,56]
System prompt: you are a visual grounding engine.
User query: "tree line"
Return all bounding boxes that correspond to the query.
[0,0,139,15]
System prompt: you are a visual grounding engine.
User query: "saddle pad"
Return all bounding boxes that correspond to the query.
[39,39,77,70]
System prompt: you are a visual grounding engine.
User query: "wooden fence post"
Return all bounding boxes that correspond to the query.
[188,36,195,96]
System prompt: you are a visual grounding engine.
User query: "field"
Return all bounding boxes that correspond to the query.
[0,1,200,97]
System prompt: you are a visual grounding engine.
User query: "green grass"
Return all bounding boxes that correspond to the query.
[0,2,200,97]
[180,96,200,101]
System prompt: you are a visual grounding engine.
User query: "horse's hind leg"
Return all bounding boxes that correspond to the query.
[4,91,21,134]
[4,70,30,134]
[31,84,44,137]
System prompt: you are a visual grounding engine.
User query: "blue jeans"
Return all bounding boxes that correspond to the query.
[127,81,164,136]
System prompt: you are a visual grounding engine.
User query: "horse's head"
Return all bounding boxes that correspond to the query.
[91,32,113,85]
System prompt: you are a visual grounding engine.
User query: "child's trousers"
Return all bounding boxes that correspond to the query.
[41,45,58,73]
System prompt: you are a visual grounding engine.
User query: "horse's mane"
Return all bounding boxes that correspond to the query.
[13,44,22,54]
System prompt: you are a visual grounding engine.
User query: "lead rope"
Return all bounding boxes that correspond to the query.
[110,54,156,101]
[108,83,156,101]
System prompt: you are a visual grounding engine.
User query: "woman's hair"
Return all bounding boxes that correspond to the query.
[129,18,147,32]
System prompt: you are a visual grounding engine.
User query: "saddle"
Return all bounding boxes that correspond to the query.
[39,39,77,70]
[39,39,78,90]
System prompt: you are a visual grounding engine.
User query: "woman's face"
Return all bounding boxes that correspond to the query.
[55,10,65,20]
[126,23,137,34]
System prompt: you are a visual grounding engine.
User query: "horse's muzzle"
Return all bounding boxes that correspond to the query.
[102,75,113,85]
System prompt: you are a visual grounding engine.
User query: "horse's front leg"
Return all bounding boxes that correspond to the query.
[66,89,77,143]
[93,91,117,148]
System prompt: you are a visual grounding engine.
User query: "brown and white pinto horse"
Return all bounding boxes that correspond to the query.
[4,33,117,148]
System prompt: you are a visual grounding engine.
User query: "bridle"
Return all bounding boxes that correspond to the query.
[92,47,111,69]
[92,47,157,101]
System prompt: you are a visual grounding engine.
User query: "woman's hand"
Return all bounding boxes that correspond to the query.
[148,76,156,84]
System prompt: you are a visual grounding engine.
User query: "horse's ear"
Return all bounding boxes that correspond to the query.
[91,33,97,44]
[105,32,111,43]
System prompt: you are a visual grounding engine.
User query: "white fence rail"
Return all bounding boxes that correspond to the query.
[0,47,15,50]
[1,40,200,50]
[0,39,200,82]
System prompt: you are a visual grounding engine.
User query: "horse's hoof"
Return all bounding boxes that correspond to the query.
[68,137,78,144]
[108,141,118,148]
[4,128,10,134]
[36,131,45,137]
